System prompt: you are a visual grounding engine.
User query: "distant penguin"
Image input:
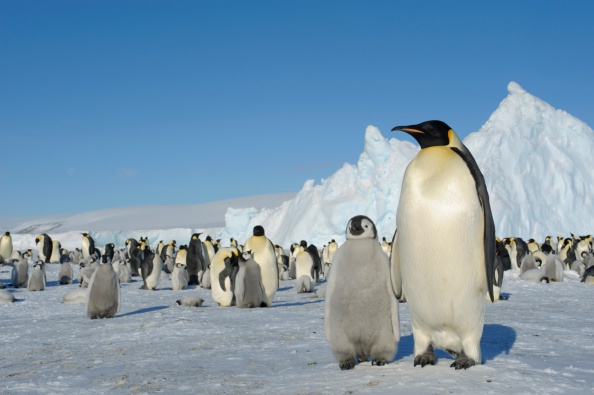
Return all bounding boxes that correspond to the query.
[186,233,205,286]
[35,233,53,263]
[210,247,239,307]
[171,262,189,291]
[520,254,538,275]
[156,241,165,258]
[527,239,540,253]
[288,243,298,280]
[79,265,96,288]
[104,243,115,261]
[243,225,278,307]
[128,245,143,276]
[86,257,120,319]
[164,255,175,274]
[235,251,266,308]
[486,253,506,302]
[391,120,495,370]
[28,262,46,291]
[11,256,29,288]
[326,215,399,370]
[496,238,512,271]
[295,240,316,289]
[570,259,586,276]
[175,296,204,307]
[204,236,217,262]
[510,238,528,273]
[63,289,87,304]
[327,239,339,263]
[543,254,564,282]
[58,262,73,285]
[0,289,16,303]
[125,238,139,260]
[200,267,211,289]
[118,260,132,284]
[381,237,391,257]
[532,250,547,267]
[160,240,176,269]
[0,232,13,262]
[140,249,163,290]
[81,233,96,260]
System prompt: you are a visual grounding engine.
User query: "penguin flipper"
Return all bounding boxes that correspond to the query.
[389,229,402,299]
[450,146,496,302]
[219,258,232,291]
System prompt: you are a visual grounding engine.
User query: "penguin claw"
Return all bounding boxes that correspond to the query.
[413,346,437,367]
[450,357,476,370]
[372,359,387,366]
[339,359,356,370]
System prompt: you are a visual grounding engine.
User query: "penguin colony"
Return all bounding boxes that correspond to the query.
[1,120,593,370]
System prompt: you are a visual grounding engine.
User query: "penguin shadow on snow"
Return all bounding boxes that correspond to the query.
[480,324,516,361]
[277,286,293,292]
[272,299,324,308]
[118,305,169,317]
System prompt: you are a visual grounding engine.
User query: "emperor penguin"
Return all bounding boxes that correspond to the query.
[581,265,594,284]
[58,262,74,285]
[81,233,96,260]
[140,248,163,290]
[295,241,318,292]
[496,238,512,271]
[104,243,115,262]
[381,237,391,257]
[50,241,62,263]
[542,254,564,282]
[156,240,165,258]
[210,247,240,307]
[527,239,540,254]
[171,262,189,291]
[243,225,278,307]
[28,262,46,291]
[326,215,399,370]
[128,245,143,276]
[0,289,16,303]
[203,236,217,262]
[86,257,120,319]
[35,233,53,263]
[125,238,139,260]
[176,296,204,307]
[288,242,299,279]
[63,289,87,304]
[186,233,205,285]
[0,232,13,262]
[160,240,176,270]
[235,251,266,308]
[11,256,29,288]
[117,260,132,284]
[390,120,495,370]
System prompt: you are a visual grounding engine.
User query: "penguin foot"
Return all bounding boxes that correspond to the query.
[413,345,436,367]
[372,359,388,366]
[339,359,356,370]
[356,354,368,363]
[450,356,477,370]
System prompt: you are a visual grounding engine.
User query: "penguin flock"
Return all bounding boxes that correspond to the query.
[2,121,594,373]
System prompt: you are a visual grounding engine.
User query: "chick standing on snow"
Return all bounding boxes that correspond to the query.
[325,215,399,370]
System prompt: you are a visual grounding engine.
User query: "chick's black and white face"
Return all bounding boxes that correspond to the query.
[346,215,377,240]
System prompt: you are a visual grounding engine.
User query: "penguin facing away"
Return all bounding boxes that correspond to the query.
[58,262,73,285]
[326,215,400,370]
[86,258,120,319]
[35,233,53,263]
[390,120,495,370]
[210,247,239,307]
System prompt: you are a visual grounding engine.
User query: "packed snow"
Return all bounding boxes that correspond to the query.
[1,81,594,394]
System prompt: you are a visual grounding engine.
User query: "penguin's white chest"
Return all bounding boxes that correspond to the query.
[397,148,485,315]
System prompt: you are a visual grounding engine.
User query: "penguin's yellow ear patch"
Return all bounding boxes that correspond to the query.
[448,129,454,142]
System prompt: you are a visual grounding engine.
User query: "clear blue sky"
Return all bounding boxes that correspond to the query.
[1,0,593,218]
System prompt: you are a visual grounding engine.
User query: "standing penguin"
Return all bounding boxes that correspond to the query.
[326,215,400,370]
[235,251,266,308]
[0,232,13,262]
[58,262,73,285]
[28,262,46,291]
[81,233,96,260]
[86,257,120,319]
[295,241,317,292]
[50,241,62,263]
[104,243,115,262]
[35,233,53,263]
[117,260,132,284]
[128,245,143,276]
[140,249,163,290]
[390,120,495,370]
[210,247,239,307]
[171,262,189,291]
[11,256,29,288]
[186,233,205,286]
[243,225,278,307]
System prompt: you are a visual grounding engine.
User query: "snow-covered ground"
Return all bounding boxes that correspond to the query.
[1,263,592,394]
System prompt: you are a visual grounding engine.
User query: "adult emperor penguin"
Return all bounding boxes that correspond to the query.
[81,233,96,260]
[86,256,120,319]
[326,215,399,370]
[390,120,495,370]
[35,233,53,263]
[235,251,266,308]
[0,232,13,262]
[186,233,205,286]
[210,247,240,307]
[50,241,62,263]
[243,225,278,307]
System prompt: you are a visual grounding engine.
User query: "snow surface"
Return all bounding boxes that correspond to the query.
[1,261,593,394]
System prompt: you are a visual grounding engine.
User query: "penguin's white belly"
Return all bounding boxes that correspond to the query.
[295,254,314,281]
[398,150,485,347]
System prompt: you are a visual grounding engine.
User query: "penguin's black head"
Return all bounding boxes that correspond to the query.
[392,120,453,149]
[4,231,9,236]
[300,240,308,248]
[205,236,212,242]
[253,225,265,237]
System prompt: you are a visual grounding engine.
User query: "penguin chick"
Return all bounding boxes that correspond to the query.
[175,296,204,307]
